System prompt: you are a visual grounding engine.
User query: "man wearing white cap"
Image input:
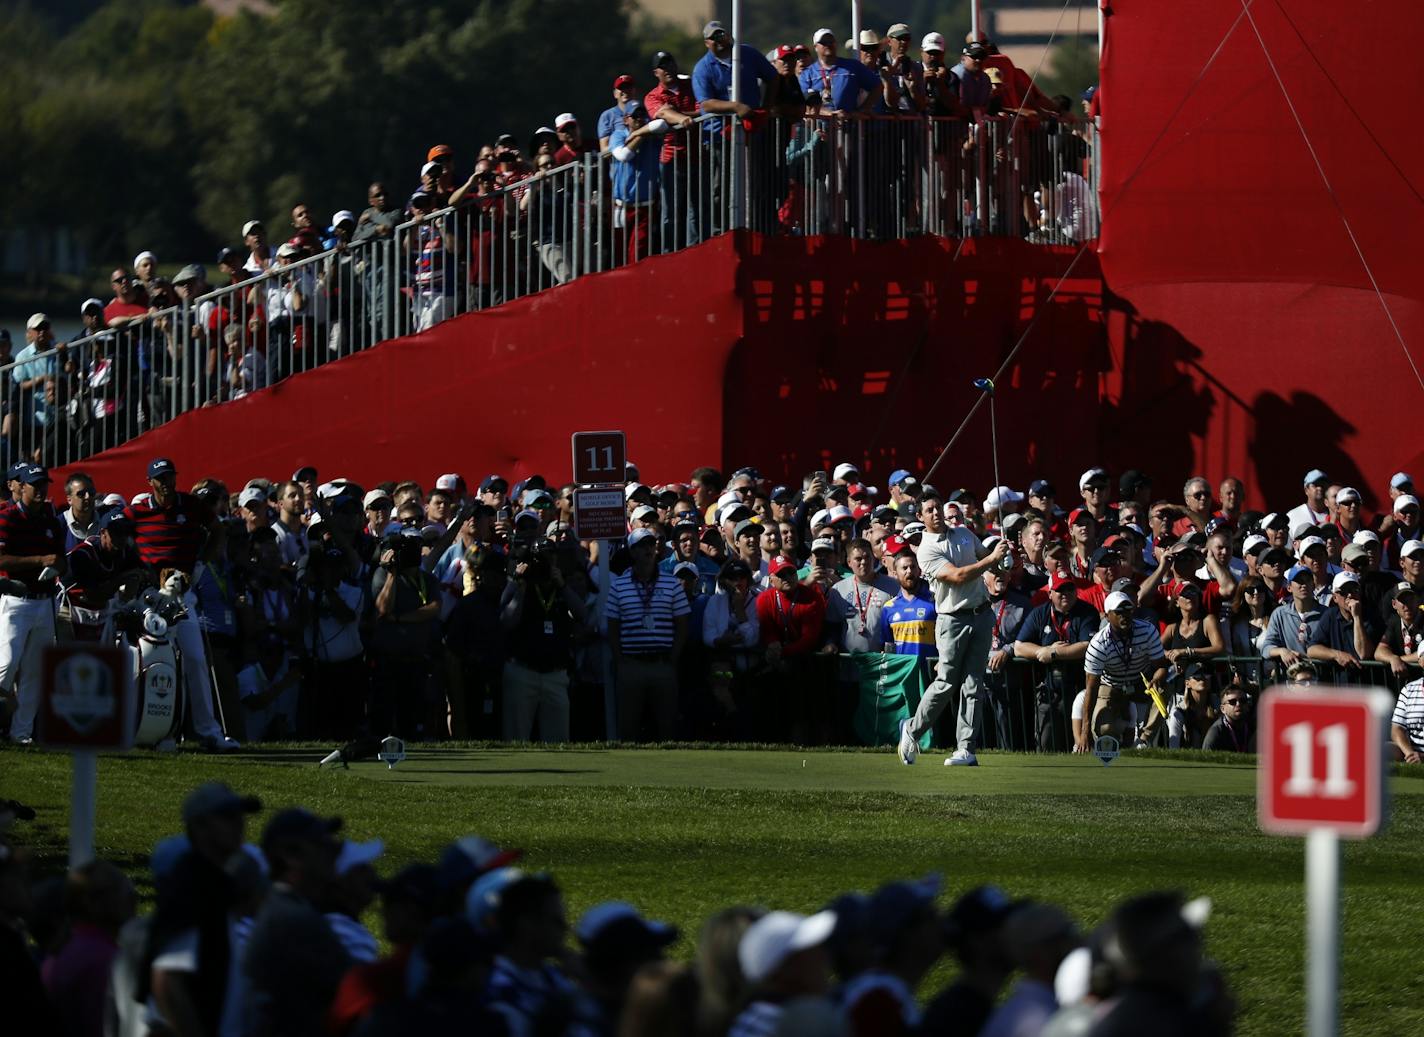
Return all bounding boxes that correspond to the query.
[1082,591,1166,744]
[1384,496,1422,574]
[1286,468,1331,530]
[1332,485,1366,538]
[1305,571,1374,679]
[133,250,158,286]
[919,32,959,116]
[729,909,837,1037]
[799,28,882,114]
[1076,467,1115,530]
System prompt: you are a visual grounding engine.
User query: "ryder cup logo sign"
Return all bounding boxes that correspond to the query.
[51,653,117,735]
[1093,735,1121,766]
[378,735,407,769]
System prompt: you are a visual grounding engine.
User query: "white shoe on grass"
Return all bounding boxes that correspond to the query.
[945,749,978,767]
[898,718,918,765]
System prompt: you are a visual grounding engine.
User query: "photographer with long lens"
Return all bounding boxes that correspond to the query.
[499,531,585,743]
[370,526,440,739]
[298,541,368,740]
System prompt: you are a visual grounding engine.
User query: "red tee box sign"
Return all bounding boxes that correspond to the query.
[1258,687,1390,839]
[36,645,133,752]
[571,431,626,485]
[574,488,628,540]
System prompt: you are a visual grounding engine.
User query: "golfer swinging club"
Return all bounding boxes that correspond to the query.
[898,486,1011,767]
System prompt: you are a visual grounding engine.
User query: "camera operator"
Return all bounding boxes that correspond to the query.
[297,543,368,740]
[499,535,586,743]
[370,527,440,738]
[0,464,66,744]
[63,510,145,643]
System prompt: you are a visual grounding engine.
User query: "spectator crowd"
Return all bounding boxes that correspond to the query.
[0,21,1098,470]
[2,784,1235,1037]
[2,457,1422,765]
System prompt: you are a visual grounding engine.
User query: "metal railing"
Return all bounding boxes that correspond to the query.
[976,654,1415,754]
[2,111,1096,467]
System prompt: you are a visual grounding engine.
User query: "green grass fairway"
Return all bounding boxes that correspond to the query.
[4,744,1420,1036]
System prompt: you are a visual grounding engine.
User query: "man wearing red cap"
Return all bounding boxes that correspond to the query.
[598,75,642,152]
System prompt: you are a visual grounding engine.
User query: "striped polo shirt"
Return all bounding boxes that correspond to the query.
[1392,678,1424,751]
[607,570,689,654]
[0,500,64,582]
[1084,620,1164,686]
[125,492,212,573]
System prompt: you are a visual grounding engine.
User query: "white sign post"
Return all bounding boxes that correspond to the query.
[572,431,629,743]
[1258,686,1392,1037]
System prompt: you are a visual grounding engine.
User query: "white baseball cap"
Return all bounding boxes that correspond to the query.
[1330,572,1361,593]
[1391,472,1415,490]
[624,483,650,500]
[1298,536,1327,555]
[810,508,832,530]
[738,910,837,984]
[833,462,859,481]
[237,487,267,510]
[363,489,393,509]
[1352,529,1381,546]
[984,486,1023,510]
[331,210,357,229]
[627,528,656,548]
[555,112,577,128]
[1303,468,1329,485]
[1242,534,1268,555]
[1402,539,1424,560]
[26,313,49,330]
[1335,486,1361,504]
[435,473,463,492]
[420,161,441,178]
[101,493,125,507]
[1394,494,1420,512]
[1078,467,1108,491]
[242,219,262,237]
[810,537,837,553]
[827,505,855,524]
[631,505,657,522]
[1104,590,1135,612]
[813,27,835,45]
[921,31,946,51]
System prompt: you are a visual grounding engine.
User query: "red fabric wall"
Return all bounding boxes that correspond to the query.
[61,236,745,497]
[1098,0,1424,512]
[725,235,1107,495]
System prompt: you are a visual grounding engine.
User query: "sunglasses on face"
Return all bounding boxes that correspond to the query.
[400,515,422,525]
[1189,491,1209,500]
[1244,586,1265,595]
[1222,698,1244,707]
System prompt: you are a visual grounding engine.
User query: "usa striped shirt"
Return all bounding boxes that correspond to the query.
[1392,678,1424,751]
[124,492,213,572]
[1084,620,1164,686]
[0,501,64,586]
[607,570,689,654]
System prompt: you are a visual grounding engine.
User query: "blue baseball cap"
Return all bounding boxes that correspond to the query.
[889,469,917,488]
[18,464,50,486]
[98,510,135,537]
[147,457,177,479]
[5,462,25,482]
